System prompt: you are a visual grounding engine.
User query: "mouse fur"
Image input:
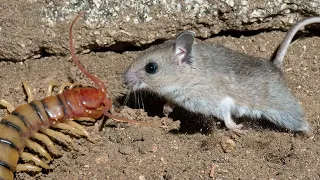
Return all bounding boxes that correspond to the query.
[124,31,310,133]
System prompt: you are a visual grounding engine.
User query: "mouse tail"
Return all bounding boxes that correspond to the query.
[273,16,320,71]
[261,108,310,133]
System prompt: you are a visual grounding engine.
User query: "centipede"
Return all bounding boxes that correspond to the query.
[0,12,149,180]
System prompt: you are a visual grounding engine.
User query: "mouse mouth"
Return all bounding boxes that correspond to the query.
[126,79,145,91]
[124,70,147,91]
[126,80,148,91]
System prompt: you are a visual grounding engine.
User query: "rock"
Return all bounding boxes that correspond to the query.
[220,137,236,153]
[1,0,320,62]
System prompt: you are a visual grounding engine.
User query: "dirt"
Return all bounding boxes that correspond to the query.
[0,30,319,179]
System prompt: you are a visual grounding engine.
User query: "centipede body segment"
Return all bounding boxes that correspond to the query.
[0,82,104,180]
[0,11,149,180]
[0,12,109,180]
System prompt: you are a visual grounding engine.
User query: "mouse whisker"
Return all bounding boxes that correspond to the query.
[140,91,145,110]
[138,91,145,110]
[137,91,141,109]
[123,89,131,106]
[133,90,138,109]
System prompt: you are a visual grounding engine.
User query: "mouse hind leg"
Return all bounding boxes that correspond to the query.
[223,113,244,133]
[217,97,245,134]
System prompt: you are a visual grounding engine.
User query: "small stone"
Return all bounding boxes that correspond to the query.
[95,156,108,164]
[119,146,134,155]
[285,68,293,72]
[220,138,236,153]
[150,145,158,152]
[310,67,318,72]
[259,45,266,52]
[160,157,166,164]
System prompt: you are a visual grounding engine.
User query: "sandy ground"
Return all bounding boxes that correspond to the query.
[0,30,319,179]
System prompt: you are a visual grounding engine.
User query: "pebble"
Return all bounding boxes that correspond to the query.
[220,138,236,153]
[119,146,134,155]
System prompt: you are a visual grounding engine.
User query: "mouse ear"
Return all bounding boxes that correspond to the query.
[173,30,195,64]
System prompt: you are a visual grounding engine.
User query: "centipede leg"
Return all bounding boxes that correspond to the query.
[57,82,73,94]
[16,164,42,172]
[0,99,15,113]
[64,120,94,142]
[20,152,50,169]
[47,81,80,95]
[31,132,61,155]
[64,121,89,136]
[41,129,78,150]
[69,83,80,89]
[52,122,88,137]
[58,82,80,94]
[25,139,53,161]
[74,117,96,122]
[22,81,35,103]
[47,81,58,97]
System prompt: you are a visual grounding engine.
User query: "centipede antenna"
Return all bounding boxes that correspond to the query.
[69,12,107,93]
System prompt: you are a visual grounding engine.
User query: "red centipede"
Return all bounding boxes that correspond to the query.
[0,12,149,180]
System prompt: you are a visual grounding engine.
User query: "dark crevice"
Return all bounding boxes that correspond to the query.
[0,46,64,63]
[84,28,279,53]
[144,39,168,49]
[207,24,315,39]
[209,28,275,39]
[1,26,319,62]
[38,47,53,58]
[33,47,58,59]
[84,42,141,53]
[0,58,17,62]
[95,27,319,53]
[83,39,167,54]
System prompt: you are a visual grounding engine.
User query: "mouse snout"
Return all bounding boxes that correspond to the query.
[124,69,141,89]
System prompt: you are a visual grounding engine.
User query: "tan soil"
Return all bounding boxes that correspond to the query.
[0,31,319,180]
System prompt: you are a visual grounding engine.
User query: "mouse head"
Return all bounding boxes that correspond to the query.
[125,31,195,96]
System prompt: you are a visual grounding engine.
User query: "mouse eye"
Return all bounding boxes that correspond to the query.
[145,62,158,74]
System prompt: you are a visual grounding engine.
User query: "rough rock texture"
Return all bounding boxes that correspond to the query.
[1,0,320,61]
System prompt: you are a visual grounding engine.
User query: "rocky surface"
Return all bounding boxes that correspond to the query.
[1,0,320,61]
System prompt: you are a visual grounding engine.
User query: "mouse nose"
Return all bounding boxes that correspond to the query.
[124,69,139,88]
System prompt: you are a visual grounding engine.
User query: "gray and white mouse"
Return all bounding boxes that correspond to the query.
[124,16,320,134]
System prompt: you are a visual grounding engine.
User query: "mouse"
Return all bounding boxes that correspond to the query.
[124,16,320,134]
